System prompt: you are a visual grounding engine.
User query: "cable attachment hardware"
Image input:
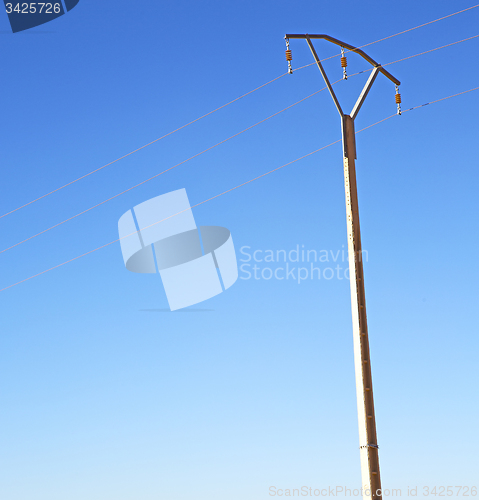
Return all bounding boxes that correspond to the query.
[395,84,402,115]
[285,38,293,74]
[340,47,348,80]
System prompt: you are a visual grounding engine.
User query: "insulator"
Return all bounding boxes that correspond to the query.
[340,47,348,80]
[395,85,402,115]
[285,38,293,74]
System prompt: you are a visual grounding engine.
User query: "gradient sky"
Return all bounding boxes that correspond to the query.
[1,1,478,499]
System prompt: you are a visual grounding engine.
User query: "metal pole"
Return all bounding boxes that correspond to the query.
[342,115,381,500]
[284,33,401,500]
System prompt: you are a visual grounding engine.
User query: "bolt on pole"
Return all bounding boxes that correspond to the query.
[284,33,401,500]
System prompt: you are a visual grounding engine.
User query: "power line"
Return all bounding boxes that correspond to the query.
[0,73,288,220]
[293,3,479,71]
[345,34,479,79]
[1,85,478,294]
[0,139,337,294]
[0,84,335,255]
[3,31,478,256]
[383,34,479,66]
[1,4,477,221]
[356,3,479,49]
[402,86,479,112]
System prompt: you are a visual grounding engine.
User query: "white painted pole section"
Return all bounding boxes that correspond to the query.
[342,115,381,500]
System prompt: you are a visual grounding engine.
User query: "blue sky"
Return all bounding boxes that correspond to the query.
[0,1,478,499]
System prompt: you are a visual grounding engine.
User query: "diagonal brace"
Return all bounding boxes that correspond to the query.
[351,67,380,120]
[306,37,343,117]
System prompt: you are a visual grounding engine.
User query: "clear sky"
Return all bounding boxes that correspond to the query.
[1,1,478,499]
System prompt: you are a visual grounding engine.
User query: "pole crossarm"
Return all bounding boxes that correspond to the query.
[285,33,401,86]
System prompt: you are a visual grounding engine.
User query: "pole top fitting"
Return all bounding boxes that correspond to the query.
[284,33,400,86]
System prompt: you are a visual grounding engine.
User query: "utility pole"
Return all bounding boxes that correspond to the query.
[284,34,401,500]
